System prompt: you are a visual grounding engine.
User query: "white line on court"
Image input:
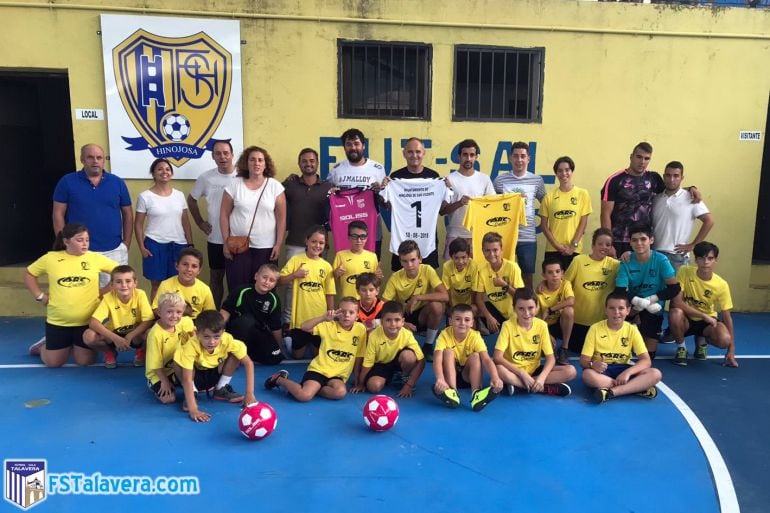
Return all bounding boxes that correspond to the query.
[0,358,313,369]
[658,382,740,513]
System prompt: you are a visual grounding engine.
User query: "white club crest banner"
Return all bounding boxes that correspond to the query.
[101,14,243,179]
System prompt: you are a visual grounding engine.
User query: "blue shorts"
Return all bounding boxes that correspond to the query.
[142,237,189,281]
[516,241,537,275]
[603,364,633,379]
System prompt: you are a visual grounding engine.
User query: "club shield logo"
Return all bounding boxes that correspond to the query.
[4,460,46,510]
[113,29,232,167]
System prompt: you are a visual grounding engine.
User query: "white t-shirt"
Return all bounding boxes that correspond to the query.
[652,189,710,253]
[136,189,188,244]
[380,178,451,257]
[224,178,285,249]
[328,159,386,188]
[189,167,239,244]
[446,170,496,238]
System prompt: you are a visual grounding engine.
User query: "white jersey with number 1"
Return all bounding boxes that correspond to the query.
[380,178,450,257]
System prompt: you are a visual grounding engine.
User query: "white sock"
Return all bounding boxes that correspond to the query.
[216,375,232,390]
[425,329,438,346]
[676,341,686,349]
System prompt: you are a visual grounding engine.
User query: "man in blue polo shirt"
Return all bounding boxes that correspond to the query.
[52,143,133,287]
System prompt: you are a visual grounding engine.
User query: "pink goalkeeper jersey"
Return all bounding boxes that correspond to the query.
[329,188,378,253]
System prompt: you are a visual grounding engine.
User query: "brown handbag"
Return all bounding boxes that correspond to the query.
[226,179,268,255]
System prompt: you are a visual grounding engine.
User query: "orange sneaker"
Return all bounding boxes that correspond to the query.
[133,347,146,367]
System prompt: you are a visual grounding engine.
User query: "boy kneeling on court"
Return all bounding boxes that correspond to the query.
[173,310,256,422]
[264,297,367,402]
[354,301,426,398]
[581,292,662,404]
[434,303,503,412]
[494,289,575,397]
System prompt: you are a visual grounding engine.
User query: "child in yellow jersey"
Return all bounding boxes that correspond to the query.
[279,226,336,359]
[494,289,576,397]
[563,228,619,355]
[442,238,478,311]
[580,292,662,404]
[382,240,449,360]
[152,247,215,318]
[264,297,366,402]
[332,221,382,299]
[83,265,155,369]
[668,241,738,368]
[535,257,575,366]
[145,293,195,404]
[174,310,256,422]
[356,273,385,332]
[473,231,524,333]
[24,223,117,368]
[353,301,425,398]
[434,303,503,412]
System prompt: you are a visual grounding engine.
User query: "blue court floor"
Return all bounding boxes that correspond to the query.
[2,314,769,513]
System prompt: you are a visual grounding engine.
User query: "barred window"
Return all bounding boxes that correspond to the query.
[453,45,544,122]
[338,40,431,120]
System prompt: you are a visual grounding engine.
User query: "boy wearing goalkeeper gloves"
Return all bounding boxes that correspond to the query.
[615,224,680,360]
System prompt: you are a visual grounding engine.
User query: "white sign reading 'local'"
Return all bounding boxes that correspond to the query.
[75,108,104,120]
[739,131,762,141]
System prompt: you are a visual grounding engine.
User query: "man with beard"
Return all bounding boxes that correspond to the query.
[440,139,495,260]
[328,128,386,255]
[281,148,332,325]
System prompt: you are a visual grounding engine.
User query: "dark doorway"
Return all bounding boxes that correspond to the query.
[752,93,770,263]
[0,70,74,265]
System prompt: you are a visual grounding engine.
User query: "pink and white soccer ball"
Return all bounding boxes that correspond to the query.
[363,395,399,432]
[239,402,277,440]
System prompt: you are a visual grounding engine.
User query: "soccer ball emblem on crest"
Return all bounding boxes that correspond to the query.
[161,113,191,142]
[239,402,278,440]
[363,395,399,432]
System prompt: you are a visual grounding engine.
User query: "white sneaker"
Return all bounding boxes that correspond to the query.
[29,337,46,356]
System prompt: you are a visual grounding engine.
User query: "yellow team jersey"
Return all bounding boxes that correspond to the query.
[307,321,367,380]
[441,259,478,307]
[382,264,443,311]
[27,251,117,326]
[495,318,553,374]
[363,326,423,367]
[563,254,619,326]
[462,193,526,262]
[152,277,215,319]
[581,320,647,364]
[91,289,154,334]
[281,253,336,329]
[174,331,248,370]
[434,327,488,366]
[536,280,575,326]
[539,186,593,252]
[472,259,524,320]
[332,249,378,299]
[144,316,195,383]
[677,265,733,320]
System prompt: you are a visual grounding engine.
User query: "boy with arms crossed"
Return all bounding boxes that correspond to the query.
[494,289,575,397]
[264,297,367,402]
[174,310,256,422]
[536,257,575,365]
[434,303,503,411]
[581,292,662,404]
[668,241,737,367]
[354,301,425,398]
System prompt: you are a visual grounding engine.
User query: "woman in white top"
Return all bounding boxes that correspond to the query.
[220,146,286,291]
[135,158,193,300]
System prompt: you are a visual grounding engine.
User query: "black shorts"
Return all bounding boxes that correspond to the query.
[405,307,424,329]
[603,364,633,379]
[454,363,472,389]
[301,370,343,387]
[548,322,563,342]
[107,330,143,349]
[543,251,578,275]
[45,323,90,351]
[685,319,710,338]
[568,323,591,355]
[193,367,221,391]
[391,248,439,272]
[207,242,226,271]
[367,349,414,383]
[290,329,321,351]
[227,315,283,365]
[148,374,179,395]
[633,310,664,340]
[484,302,507,326]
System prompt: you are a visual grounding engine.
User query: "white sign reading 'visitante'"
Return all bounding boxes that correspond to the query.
[739,131,762,141]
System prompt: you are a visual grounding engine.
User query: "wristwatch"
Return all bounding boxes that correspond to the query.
[571,242,579,248]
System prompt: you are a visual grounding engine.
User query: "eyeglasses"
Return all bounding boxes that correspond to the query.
[348,234,368,240]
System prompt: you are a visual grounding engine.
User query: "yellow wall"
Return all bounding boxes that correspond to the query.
[1,0,769,309]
